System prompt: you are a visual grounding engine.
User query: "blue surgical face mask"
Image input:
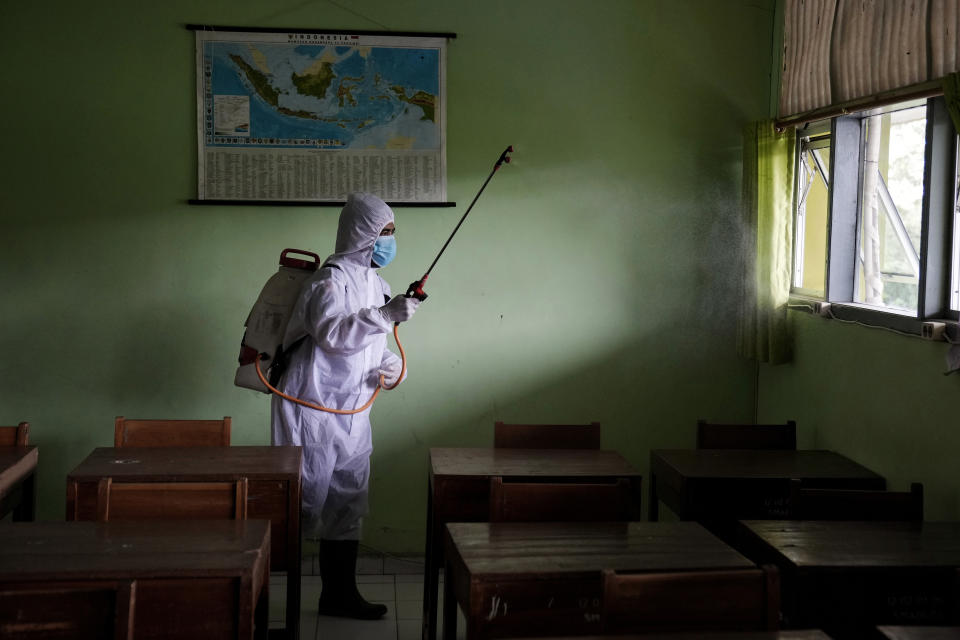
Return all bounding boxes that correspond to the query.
[372,235,397,267]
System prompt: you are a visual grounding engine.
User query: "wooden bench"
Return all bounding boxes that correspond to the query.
[489,476,637,522]
[876,626,960,639]
[648,449,885,529]
[602,566,779,633]
[696,420,797,450]
[789,479,924,521]
[0,580,136,639]
[423,447,641,640]
[95,478,248,522]
[499,632,833,639]
[0,520,269,639]
[0,445,37,522]
[494,421,601,449]
[0,423,29,447]
[737,520,960,637]
[66,446,300,639]
[442,521,761,639]
[114,416,231,447]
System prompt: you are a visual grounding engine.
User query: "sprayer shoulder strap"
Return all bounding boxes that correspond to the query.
[277,262,388,359]
[268,263,342,387]
[286,262,343,351]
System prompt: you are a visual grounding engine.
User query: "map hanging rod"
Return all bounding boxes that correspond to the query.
[185,24,456,39]
[187,200,456,208]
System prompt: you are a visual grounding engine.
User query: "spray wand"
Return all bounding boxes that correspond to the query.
[257,146,514,414]
[405,145,514,300]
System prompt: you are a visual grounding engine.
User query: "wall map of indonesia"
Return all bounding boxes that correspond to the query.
[198,33,446,202]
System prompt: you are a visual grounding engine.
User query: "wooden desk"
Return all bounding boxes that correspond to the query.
[66,446,302,639]
[649,449,885,523]
[0,446,37,521]
[0,520,270,639]
[423,447,642,640]
[877,627,960,639]
[738,520,960,639]
[443,521,759,640]
[502,632,833,640]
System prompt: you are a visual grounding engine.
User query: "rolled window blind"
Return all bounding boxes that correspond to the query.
[780,0,960,122]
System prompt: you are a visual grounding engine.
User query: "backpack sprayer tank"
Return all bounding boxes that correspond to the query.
[235,249,320,393]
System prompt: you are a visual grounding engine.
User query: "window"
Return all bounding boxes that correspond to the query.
[791,97,959,335]
[793,123,830,297]
[952,144,960,312]
[854,101,925,313]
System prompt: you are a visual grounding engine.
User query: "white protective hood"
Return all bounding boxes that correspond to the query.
[329,192,395,269]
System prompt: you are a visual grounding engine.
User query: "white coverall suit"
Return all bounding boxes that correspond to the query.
[271,193,404,540]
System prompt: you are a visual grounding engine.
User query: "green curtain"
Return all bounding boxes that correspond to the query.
[737,120,796,365]
[942,72,960,133]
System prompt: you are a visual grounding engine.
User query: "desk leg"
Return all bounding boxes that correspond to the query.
[240,574,256,640]
[648,471,659,522]
[13,471,36,522]
[285,564,300,640]
[465,599,483,640]
[422,476,438,640]
[441,567,456,640]
[287,483,302,640]
[255,581,269,640]
[256,550,271,640]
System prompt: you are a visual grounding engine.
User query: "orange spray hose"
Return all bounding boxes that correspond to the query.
[254,324,406,415]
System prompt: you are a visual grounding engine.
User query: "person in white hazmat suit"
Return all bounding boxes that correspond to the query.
[272,192,420,619]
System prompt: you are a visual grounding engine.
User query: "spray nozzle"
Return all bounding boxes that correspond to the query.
[495,145,514,170]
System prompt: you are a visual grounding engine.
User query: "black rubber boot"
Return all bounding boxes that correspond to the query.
[317,539,388,620]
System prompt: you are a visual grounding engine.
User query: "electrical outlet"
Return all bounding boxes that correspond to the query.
[921,321,946,340]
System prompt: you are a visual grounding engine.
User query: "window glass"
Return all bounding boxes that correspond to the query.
[793,132,830,296]
[952,141,960,312]
[855,103,926,312]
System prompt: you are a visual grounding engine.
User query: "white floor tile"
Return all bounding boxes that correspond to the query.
[301,554,315,577]
[396,619,421,640]
[300,576,323,608]
[383,555,424,575]
[269,584,287,623]
[395,573,429,584]
[316,613,397,640]
[395,599,421,620]
[357,554,384,574]
[395,581,424,601]
[268,610,317,639]
[277,561,463,640]
[298,613,319,640]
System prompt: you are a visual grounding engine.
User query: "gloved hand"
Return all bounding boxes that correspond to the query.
[378,359,403,386]
[379,294,420,324]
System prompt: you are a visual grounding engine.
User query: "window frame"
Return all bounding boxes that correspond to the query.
[789,96,959,337]
[792,123,831,298]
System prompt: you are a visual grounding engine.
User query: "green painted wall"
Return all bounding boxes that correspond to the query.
[758,313,960,520]
[759,0,959,522]
[1,0,774,550]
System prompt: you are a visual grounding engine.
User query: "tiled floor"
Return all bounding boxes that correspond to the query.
[270,550,466,640]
